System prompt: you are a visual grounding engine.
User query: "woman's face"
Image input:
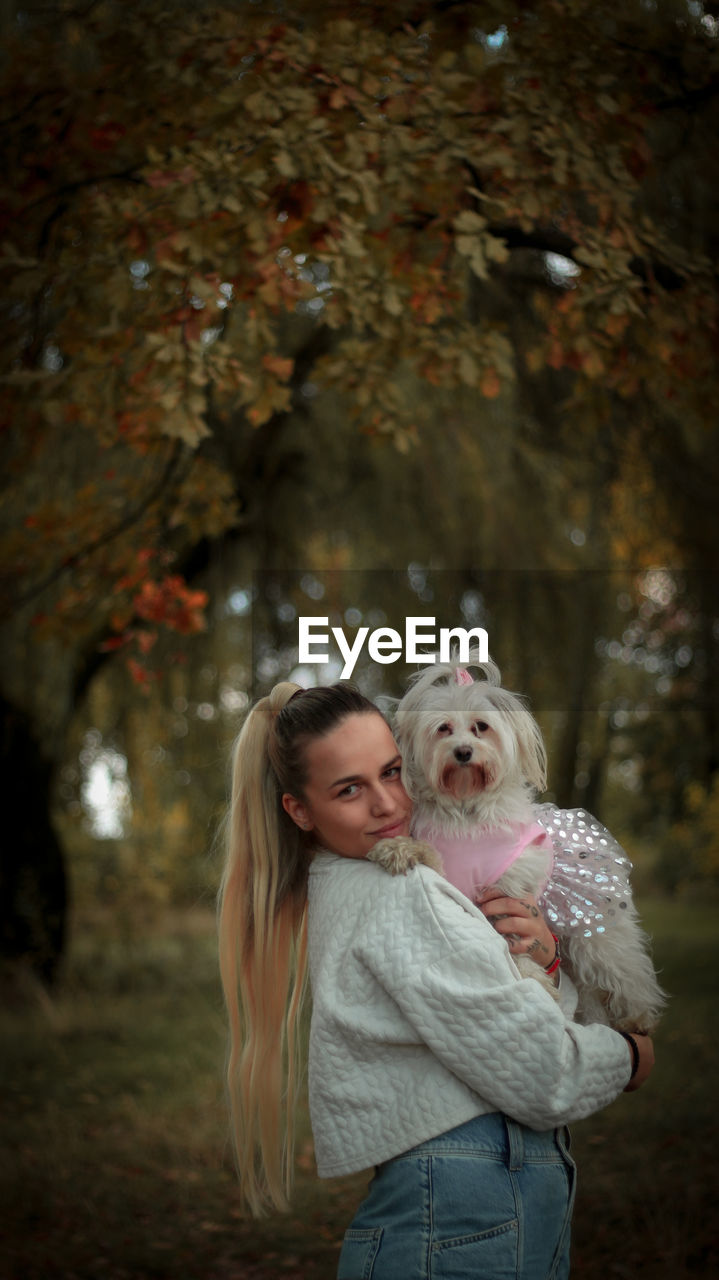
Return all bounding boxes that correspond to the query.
[282,712,412,859]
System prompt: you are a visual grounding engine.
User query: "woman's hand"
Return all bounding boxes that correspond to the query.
[476,888,557,970]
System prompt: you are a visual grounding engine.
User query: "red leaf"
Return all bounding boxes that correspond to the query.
[480,368,501,399]
[262,354,294,380]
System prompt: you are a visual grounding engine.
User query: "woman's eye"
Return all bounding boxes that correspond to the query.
[383,765,401,779]
[474,721,489,734]
[338,783,359,797]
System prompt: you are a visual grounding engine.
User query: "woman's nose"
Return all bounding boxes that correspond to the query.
[370,783,396,814]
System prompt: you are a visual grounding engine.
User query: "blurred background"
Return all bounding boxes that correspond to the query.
[1,0,717,1275]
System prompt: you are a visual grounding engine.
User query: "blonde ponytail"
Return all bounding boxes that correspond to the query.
[218,679,380,1215]
[218,682,309,1216]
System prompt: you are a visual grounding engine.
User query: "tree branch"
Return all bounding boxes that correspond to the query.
[4,442,188,617]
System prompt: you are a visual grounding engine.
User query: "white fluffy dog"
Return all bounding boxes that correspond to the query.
[369,656,665,1032]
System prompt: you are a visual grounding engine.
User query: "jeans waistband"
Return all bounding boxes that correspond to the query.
[388,1112,571,1170]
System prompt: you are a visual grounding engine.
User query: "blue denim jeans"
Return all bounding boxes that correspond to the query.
[336,1112,576,1280]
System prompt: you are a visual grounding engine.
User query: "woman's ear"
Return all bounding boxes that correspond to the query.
[282,793,312,831]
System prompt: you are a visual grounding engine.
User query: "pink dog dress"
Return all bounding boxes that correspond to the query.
[414,805,635,938]
[413,819,552,903]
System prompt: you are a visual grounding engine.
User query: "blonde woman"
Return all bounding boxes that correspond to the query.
[218,682,653,1280]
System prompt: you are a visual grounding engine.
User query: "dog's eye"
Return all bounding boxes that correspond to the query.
[473,721,489,734]
[437,723,452,735]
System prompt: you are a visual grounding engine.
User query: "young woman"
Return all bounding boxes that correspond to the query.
[218,681,653,1280]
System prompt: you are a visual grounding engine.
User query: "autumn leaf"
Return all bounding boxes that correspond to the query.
[261,354,294,380]
[480,368,502,399]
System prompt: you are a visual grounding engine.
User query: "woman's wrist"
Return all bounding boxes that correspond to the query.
[619,1030,640,1080]
[543,934,561,975]
[619,1029,649,1081]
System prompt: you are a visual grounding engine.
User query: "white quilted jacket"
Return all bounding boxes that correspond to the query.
[307,851,632,1178]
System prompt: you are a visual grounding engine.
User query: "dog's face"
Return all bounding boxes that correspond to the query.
[406,687,520,800]
[395,661,546,815]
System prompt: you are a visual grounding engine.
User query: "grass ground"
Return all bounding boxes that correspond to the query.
[1,899,717,1279]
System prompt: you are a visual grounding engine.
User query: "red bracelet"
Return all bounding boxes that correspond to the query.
[544,934,561,975]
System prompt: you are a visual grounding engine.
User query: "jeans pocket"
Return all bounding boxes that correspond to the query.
[337,1226,384,1280]
[431,1218,519,1280]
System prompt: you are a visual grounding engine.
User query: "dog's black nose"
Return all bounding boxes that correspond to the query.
[454,747,473,764]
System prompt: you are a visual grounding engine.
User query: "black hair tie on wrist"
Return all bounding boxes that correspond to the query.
[619,1030,640,1080]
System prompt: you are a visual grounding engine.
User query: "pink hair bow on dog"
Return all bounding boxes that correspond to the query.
[455,667,474,685]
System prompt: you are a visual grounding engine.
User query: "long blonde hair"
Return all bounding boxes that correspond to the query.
[217,679,378,1215]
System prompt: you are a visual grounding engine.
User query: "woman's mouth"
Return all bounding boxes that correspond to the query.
[370,817,409,838]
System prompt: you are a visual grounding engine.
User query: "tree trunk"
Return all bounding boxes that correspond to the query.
[551,573,607,810]
[0,697,67,985]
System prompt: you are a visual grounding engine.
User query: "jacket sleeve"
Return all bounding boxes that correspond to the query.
[556,967,579,1019]
[361,868,632,1129]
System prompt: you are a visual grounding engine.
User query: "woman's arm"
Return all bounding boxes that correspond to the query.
[362,867,644,1129]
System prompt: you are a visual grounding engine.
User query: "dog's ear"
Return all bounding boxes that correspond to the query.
[495,692,547,792]
[395,728,423,800]
[393,689,431,800]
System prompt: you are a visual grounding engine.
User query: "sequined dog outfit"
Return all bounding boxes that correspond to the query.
[533,804,634,940]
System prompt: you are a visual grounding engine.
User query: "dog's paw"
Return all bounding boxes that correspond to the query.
[367,836,444,877]
[595,989,661,1035]
[611,1011,659,1035]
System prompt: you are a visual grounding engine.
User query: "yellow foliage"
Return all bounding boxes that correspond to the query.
[666,777,719,886]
